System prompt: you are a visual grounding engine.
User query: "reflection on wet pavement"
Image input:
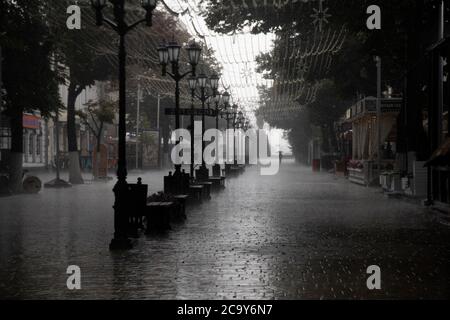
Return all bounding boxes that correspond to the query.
[0,162,449,299]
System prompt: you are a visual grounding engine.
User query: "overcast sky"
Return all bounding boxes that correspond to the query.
[163,0,291,153]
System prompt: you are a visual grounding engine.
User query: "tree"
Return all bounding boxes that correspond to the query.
[1,0,61,192]
[77,100,116,178]
[46,0,116,184]
[203,0,439,161]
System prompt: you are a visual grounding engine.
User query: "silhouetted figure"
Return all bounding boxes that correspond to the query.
[279,151,283,164]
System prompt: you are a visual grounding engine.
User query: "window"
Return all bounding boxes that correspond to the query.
[36,135,42,155]
[29,133,34,155]
[23,134,27,155]
[0,127,11,149]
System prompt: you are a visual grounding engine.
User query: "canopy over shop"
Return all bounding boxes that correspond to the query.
[343,97,402,185]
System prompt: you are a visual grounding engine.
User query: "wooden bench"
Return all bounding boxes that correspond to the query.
[193,181,212,200]
[145,202,174,232]
[188,185,204,203]
[173,194,188,219]
[164,172,190,195]
[212,164,222,177]
[229,165,244,176]
[208,176,226,189]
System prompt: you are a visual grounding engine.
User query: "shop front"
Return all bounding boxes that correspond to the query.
[344,97,401,186]
[22,113,47,168]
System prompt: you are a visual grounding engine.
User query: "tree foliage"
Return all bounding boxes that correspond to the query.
[203,0,443,159]
[1,0,62,119]
[1,0,62,192]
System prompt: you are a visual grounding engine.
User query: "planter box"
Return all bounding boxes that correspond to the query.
[348,167,366,185]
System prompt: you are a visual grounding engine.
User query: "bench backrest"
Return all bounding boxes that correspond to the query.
[127,183,148,209]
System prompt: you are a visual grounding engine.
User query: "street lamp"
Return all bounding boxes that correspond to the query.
[91,0,158,250]
[222,91,230,106]
[232,106,241,165]
[211,91,232,177]
[219,96,235,172]
[218,92,231,130]
[188,75,197,178]
[237,111,243,124]
[190,73,221,180]
[141,0,158,26]
[210,73,220,92]
[157,39,202,175]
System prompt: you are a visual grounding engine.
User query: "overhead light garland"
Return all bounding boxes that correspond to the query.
[310,0,332,32]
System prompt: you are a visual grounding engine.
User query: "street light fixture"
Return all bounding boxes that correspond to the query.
[188,75,198,177]
[167,41,181,63]
[214,93,222,105]
[210,91,229,177]
[141,0,157,26]
[210,73,220,91]
[232,106,241,165]
[188,75,197,91]
[187,40,202,68]
[197,73,209,89]
[157,39,202,175]
[91,0,158,250]
[219,95,236,173]
[222,91,231,106]
[157,44,169,75]
[190,73,221,180]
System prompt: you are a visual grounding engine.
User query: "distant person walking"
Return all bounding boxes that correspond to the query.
[279,151,283,164]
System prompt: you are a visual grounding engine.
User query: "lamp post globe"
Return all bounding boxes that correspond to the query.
[188,75,197,91]
[186,40,202,70]
[141,0,157,26]
[167,41,181,64]
[222,91,230,106]
[197,73,208,89]
[210,73,220,91]
[214,93,222,104]
[157,44,169,75]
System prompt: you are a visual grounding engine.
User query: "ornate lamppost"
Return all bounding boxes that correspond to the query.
[234,110,244,165]
[188,75,197,178]
[215,91,230,131]
[209,91,230,176]
[190,73,220,180]
[157,40,202,176]
[221,103,238,171]
[90,0,157,250]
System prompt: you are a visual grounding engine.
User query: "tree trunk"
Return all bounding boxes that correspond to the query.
[67,83,84,184]
[9,106,23,193]
[94,125,103,179]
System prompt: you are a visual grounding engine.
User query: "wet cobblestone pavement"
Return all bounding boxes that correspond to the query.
[0,162,449,299]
